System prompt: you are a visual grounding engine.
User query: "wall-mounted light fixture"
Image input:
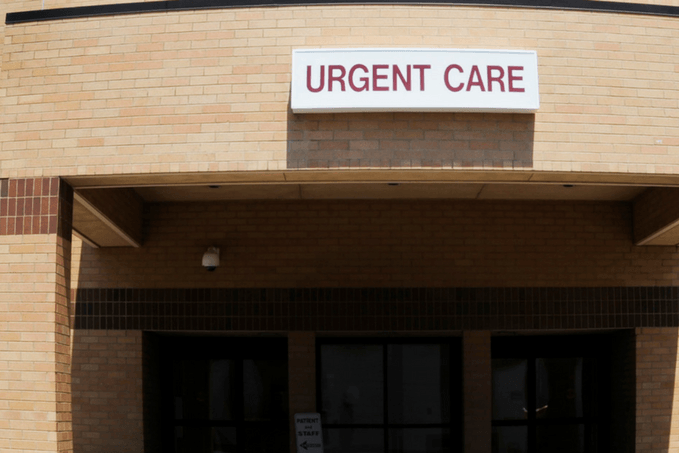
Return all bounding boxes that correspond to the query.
[202,246,220,272]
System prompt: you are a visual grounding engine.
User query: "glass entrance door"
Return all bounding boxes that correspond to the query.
[317,338,462,453]
[491,336,610,453]
[160,337,289,453]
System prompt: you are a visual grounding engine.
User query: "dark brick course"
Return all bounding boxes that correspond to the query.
[72,286,679,331]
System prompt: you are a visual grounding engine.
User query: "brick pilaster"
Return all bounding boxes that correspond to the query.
[463,331,491,453]
[635,327,679,453]
[288,332,316,453]
[71,331,144,453]
[0,177,73,452]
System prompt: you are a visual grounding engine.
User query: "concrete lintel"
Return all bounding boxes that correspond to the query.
[74,188,143,248]
[633,187,679,246]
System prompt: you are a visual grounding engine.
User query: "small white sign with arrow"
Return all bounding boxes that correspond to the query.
[295,413,324,453]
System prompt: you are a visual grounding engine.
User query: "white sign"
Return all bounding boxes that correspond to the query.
[295,412,323,453]
[291,49,539,113]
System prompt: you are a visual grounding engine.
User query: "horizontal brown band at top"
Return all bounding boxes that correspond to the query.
[72,286,679,331]
[74,286,679,302]
[7,0,679,25]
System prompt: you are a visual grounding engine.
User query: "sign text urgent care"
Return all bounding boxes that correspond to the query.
[291,49,539,113]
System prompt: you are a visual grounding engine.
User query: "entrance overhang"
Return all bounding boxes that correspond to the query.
[64,169,679,248]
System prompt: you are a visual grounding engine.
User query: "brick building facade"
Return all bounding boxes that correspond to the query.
[3,0,679,452]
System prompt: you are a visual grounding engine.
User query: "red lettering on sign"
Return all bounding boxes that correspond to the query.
[444,64,464,92]
[328,65,346,92]
[372,65,389,91]
[349,64,369,92]
[508,66,525,92]
[487,66,505,92]
[306,66,324,93]
[305,62,529,96]
[393,65,411,91]
[466,65,485,91]
[413,65,430,91]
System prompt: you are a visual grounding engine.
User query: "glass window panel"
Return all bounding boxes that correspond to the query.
[388,344,450,424]
[321,344,384,424]
[166,339,289,453]
[173,360,210,420]
[175,427,212,453]
[212,427,237,453]
[241,424,288,453]
[324,428,383,453]
[492,359,528,421]
[209,360,234,421]
[243,359,288,421]
[535,424,586,453]
[492,426,528,453]
[536,358,586,419]
[388,428,450,453]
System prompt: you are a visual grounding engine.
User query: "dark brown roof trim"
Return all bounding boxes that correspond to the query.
[7,0,679,25]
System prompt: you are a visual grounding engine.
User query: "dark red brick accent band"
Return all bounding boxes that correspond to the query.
[0,177,66,236]
[73,287,679,331]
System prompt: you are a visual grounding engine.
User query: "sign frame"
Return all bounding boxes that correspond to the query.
[291,48,539,113]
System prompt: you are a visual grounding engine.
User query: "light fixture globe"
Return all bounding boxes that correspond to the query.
[201,247,220,271]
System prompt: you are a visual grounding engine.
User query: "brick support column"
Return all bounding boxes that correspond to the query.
[463,331,491,453]
[288,332,316,453]
[71,331,144,453]
[635,327,679,453]
[0,178,74,452]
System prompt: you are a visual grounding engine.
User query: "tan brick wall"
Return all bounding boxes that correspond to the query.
[1,3,36,79]
[72,200,679,289]
[70,330,143,453]
[0,234,72,453]
[2,6,679,178]
[635,327,679,453]
[463,331,491,453]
